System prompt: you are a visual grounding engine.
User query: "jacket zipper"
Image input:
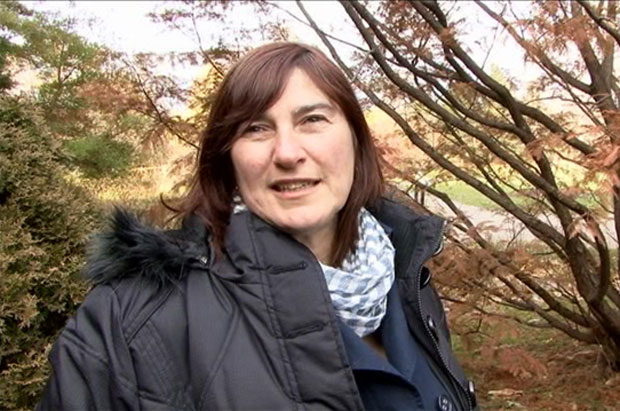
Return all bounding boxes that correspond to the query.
[416,220,472,411]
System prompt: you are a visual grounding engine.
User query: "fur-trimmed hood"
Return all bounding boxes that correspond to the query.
[84,209,210,285]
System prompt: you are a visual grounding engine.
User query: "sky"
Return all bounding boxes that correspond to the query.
[26,1,235,54]
[21,1,536,95]
[24,1,352,53]
[23,1,359,87]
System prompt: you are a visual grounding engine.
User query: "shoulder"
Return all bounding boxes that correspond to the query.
[66,276,176,349]
[75,209,213,336]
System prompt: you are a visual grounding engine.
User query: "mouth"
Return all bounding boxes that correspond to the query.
[270,179,320,193]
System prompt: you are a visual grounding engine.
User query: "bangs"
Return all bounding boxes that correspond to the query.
[215,48,352,149]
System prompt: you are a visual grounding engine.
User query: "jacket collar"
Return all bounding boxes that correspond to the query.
[85,198,444,285]
[368,198,444,278]
[223,197,445,279]
[223,210,317,276]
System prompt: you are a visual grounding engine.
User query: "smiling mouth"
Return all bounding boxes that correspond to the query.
[271,180,320,192]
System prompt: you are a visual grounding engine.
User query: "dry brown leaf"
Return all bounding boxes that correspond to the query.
[488,388,524,397]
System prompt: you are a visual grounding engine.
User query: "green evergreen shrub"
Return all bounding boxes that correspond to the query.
[64,133,134,178]
[0,96,102,410]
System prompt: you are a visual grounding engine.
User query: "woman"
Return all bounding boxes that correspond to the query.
[39,43,477,410]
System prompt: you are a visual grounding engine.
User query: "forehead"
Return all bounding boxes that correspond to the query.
[266,69,336,112]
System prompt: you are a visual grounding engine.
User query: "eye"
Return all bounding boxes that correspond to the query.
[245,124,267,134]
[303,114,327,124]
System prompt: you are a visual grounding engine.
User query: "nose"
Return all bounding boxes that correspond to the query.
[273,127,306,169]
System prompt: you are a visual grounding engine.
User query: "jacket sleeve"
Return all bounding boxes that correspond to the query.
[37,285,140,411]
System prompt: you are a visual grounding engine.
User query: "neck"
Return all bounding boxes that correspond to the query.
[292,223,336,265]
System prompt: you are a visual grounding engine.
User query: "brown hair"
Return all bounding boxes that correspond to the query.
[177,42,383,266]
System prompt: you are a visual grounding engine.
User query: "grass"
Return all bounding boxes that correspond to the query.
[434,180,503,209]
[430,180,605,212]
[64,165,172,213]
[391,177,521,210]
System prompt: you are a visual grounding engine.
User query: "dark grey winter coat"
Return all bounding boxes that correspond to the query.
[38,198,477,410]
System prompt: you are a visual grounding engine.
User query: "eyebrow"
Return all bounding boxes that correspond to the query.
[292,103,336,116]
[252,102,337,124]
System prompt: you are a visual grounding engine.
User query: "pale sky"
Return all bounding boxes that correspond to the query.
[24,1,359,87]
[25,1,352,53]
[22,1,535,94]
[26,1,241,54]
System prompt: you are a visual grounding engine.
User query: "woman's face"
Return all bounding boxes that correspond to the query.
[230,68,355,250]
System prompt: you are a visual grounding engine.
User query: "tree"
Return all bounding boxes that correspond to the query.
[145,1,257,196]
[0,1,108,133]
[291,0,620,370]
[0,94,101,410]
[0,37,14,92]
[0,1,206,181]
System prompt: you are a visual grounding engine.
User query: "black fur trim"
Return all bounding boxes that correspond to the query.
[85,208,206,286]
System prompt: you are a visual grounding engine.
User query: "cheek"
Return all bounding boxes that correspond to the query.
[321,131,356,200]
[231,146,275,207]
[231,144,259,188]
[337,133,356,181]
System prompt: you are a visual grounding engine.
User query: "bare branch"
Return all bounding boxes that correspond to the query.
[190,10,224,78]
[124,60,199,150]
[583,213,612,306]
[475,0,592,94]
[495,274,597,343]
[268,1,371,54]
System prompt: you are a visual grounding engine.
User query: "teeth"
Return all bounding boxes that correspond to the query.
[276,182,314,191]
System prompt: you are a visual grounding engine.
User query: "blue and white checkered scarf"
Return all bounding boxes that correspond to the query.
[320,208,395,337]
[234,201,395,337]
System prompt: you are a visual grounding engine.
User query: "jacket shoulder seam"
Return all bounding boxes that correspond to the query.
[112,281,177,344]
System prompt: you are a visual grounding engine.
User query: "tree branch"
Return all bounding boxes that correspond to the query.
[342,1,589,217]
[475,0,592,94]
[190,10,224,78]
[576,0,620,49]
[125,61,199,150]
